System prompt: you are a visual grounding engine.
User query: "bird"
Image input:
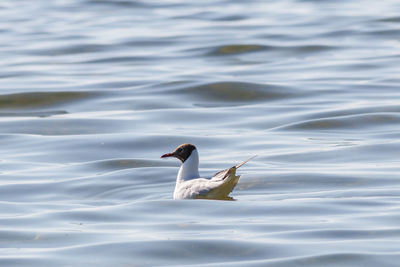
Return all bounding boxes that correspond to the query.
[161,143,255,200]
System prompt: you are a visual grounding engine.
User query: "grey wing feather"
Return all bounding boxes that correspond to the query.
[212,155,256,180]
[235,155,257,169]
[178,156,256,200]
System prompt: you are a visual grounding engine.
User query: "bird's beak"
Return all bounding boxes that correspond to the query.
[161,152,174,158]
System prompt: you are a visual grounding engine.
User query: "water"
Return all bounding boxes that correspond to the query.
[1,0,400,266]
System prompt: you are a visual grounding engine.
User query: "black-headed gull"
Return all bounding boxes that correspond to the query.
[161,143,254,200]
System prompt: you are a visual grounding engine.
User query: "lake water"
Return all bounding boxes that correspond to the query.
[1,0,400,266]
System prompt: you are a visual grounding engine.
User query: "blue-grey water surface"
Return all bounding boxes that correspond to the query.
[1,0,400,266]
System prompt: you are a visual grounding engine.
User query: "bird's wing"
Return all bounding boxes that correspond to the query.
[235,155,257,169]
[201,155,256,199]
[176,156,256,200]
[211,155,256,181]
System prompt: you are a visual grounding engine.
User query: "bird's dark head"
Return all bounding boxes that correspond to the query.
[161,143,197,163]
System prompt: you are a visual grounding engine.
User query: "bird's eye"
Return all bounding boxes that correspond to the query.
[177,148,182,153]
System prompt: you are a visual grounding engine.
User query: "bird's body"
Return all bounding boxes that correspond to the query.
[161,144,254,200]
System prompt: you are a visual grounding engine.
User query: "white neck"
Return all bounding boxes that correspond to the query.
[177,149,200,182]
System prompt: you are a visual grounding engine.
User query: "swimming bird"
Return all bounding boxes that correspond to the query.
[161,143,254,200]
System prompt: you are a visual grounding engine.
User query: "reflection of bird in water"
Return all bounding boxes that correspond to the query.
[161,143,255,200]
